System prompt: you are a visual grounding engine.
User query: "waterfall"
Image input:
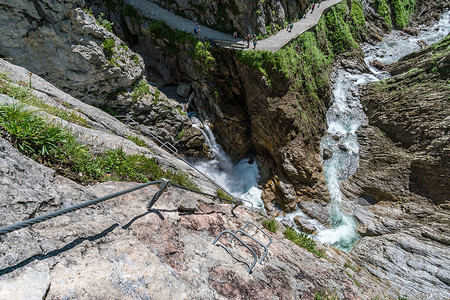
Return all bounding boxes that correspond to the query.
[190,117,265,210]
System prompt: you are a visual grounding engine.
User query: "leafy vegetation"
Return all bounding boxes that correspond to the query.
[284,227,325,258]
[0,102,69,159]
[0,102,198,189]
[373,0,393,29]
[102,37,116,61]
[97,13,114,32]
[391,0,416,28]
[0,75,87,127]
[262,218,278,233]
[131,79,151,103]
[177,129,185,140]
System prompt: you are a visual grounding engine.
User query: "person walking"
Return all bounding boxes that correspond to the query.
[318,0,322,7]
[245,34,251,48]
[194,24,200,38]
[289,21,294,32]
[311,2,315,14]
[252,37,257,50]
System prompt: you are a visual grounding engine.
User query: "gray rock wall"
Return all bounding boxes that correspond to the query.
[0,0,144,106]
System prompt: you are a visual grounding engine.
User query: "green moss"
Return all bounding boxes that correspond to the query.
[350,0,366,39]
[373,0,392,29]
[391,0,416,28]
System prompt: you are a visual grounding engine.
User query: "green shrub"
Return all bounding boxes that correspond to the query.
[131,79,150,102]
[102,38,116,61]
[284,227,326,258]
[97,13,114,32]
[177,129,185,140]
[192,41,216,71]
[262,218,278,233]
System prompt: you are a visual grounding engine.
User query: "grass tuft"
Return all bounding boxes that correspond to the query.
[262,218,278,233]
[284,227,326,258]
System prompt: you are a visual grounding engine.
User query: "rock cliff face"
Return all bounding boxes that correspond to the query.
[342,35,450,298]
[0,0,144,106]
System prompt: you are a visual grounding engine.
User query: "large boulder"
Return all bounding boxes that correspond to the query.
[0,0,144,106]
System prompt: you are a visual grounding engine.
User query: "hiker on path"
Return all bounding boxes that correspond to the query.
[194,24,200,38]
[289,21,294,32]
[233,31,238,38]
[252,37,257,50]
[318,0,322,7]
[245,34,251,48]
[311,3,315,13]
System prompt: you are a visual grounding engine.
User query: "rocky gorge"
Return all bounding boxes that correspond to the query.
[0,0,449,299]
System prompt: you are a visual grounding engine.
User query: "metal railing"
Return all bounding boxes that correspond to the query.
[212,221,272,273]
[0,180,161,235]
[0,179,246,236]
[215,40,247,50]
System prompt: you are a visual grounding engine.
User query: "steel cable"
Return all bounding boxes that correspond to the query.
[0,180,161,235]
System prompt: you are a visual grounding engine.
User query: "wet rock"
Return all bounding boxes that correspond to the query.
[403,27,419,36]
[331,135,341,141]
[323,148,333,160]
[369,59,386,70]
[417,40,428,49]
[345,36,450,299]
[294,216,318,234]
[338,144,349,152]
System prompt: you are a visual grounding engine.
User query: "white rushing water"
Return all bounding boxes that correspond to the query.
[278,11,450,251]
[314,11,450,250]
[190,117,265,210]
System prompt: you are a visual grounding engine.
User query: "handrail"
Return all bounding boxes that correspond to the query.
[0,179,255,237]
[212,230,258,273]
[232,229,269,264]
[215,40,246,50]
[0,180,161,235]
[231,221,272,263]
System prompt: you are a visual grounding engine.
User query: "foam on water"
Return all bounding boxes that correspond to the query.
[191,118,265,210]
